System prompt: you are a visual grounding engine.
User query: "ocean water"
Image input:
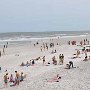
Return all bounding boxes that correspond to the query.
[0,31,90,45]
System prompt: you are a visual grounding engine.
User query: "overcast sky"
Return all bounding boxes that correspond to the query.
[0,0,90,32]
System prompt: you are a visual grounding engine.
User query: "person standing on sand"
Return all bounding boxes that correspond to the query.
[52,56,57,65]
[40,46,42,52]
[42,56,45,64]
[76,50,80,58]
[61,54,64,64]
[0,51,1,57]
[3,48,5,55]
[4,73,8,85]
[15,71,20,85]
[20,72,24,82]
[46,46,48,51]
[32,60,35,65]
[4,45,5,48]
[59,54,62,64]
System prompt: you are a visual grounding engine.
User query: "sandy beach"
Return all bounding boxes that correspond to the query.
[0,35,90,90]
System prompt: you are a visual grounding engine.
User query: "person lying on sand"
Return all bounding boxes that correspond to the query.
[20,61,31,67]
[70,54,81,59]
[51,50,57,54]
[32,57,41,61]
[46,74,61,82]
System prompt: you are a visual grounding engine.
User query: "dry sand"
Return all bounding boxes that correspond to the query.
[0,35,90,90]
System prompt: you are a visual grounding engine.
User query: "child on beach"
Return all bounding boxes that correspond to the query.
[9,74,14,82]
[10,77,17,87]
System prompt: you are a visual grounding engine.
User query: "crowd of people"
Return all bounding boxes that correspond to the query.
[1,38,90,88]
[4,71,26,86]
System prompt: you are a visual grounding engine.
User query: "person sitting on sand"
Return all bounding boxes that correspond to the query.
[26,61,30,67]
[65,64,70,69]
[9,74,14,82]
[20,62,25,66]
[51,50,57,54]
[32,60,35,65]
